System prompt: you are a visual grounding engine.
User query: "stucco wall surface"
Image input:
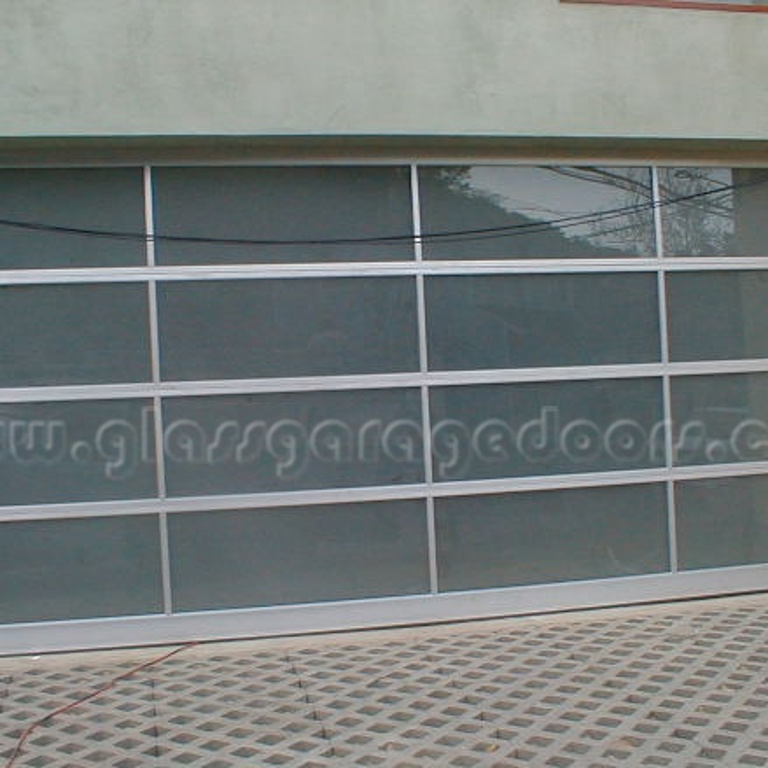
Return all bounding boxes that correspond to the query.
[0,0,767,140]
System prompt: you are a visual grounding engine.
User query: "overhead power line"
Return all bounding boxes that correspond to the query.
[0,171,764,248]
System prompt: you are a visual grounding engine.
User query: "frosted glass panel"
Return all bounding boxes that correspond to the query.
[0,168,146,268]
[436,484,669,591]
[153,166,414,264]
[667,271,768,361]
[426,273,660,370]
[671,373,768,466]
[0,399,157,505]
[0,515,163,623]
[163,389,424,496]
[0,283,151,386]
[169,500,430,611]
[676,475,768,570]
[660,167,768,257]
[430,379,665,482]
[419,166,655,259]
[159,278,419,380]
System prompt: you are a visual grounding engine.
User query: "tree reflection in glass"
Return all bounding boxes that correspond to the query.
[660,167,768,257]
[419,166,655,259]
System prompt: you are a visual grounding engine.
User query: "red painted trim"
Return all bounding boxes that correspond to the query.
[562,0,768,12]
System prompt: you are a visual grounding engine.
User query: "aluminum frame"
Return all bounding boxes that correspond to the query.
[3,565,768,657]
[2,159,768,653]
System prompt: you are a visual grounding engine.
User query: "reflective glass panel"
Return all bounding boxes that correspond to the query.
[169,500,430,611]
[667,271,768,361]
[0,283,151,386]
[426,273,660,370]
[436,484,669,591]
[153,166,414,264]
[159,278,419,380]
[671,373,768,466]
[676,475,768,570]
[163,389,424,496]
[0,168,146,268]
[0,515,163,623]
[419,166,655,259]
[0,399,157,505]
[660,167,768,257]
[429,379,665,482]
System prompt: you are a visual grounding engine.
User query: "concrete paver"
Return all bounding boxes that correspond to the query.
[2,594,768,766]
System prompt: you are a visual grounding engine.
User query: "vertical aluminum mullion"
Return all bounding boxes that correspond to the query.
[144,166,174,614]
[652,166,679,573]
[411,164,439,595]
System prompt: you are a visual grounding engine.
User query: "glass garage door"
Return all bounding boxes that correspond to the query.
[2,163,768,654]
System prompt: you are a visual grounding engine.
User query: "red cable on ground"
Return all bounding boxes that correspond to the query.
[4,642,198,768]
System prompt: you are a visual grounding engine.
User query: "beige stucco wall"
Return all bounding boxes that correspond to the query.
[0,0,767,141]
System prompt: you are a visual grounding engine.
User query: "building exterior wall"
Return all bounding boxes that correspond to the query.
[3,1,768,655]
[0,0,767,141]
